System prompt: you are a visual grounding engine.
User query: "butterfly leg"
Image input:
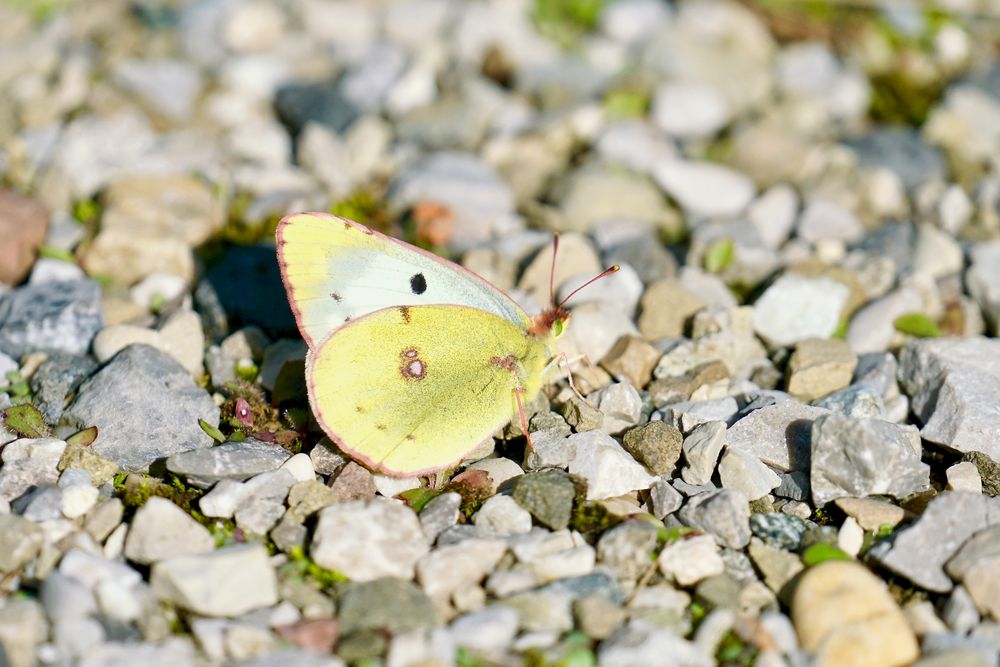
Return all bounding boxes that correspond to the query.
[556,353,596,408]
[513,386,534,452]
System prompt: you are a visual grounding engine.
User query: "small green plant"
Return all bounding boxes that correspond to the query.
[894,312,942,338]
[2,403,49,438]
[284,546,349,589]
[198,419,226,443]
[0,371,31,403]
[704,238,735,274]
[399,487,442,513]
[801,543,852,566]
[604,88,650,119]
[532,0,607,48]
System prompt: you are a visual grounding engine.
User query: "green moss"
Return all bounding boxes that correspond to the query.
[603,88,651,119]
[329,188,389,230]
[801,543,852,566]
[284,546,350,589]
[72,198,101,226]
[532,0,607,48]
[716,630,759,667]
[37,245,77,263]
[570,501,622,535]
[456,647,492,667]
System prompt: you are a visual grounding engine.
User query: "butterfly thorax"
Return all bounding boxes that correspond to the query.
[527,306,570,341]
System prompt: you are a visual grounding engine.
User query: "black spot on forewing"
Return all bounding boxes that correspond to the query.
[410,273,427,295]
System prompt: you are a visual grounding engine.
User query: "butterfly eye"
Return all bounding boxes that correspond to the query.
[552,319,565,338]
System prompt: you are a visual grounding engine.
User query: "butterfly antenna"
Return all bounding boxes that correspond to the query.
[557,265,621,309]
[549,234,560,307]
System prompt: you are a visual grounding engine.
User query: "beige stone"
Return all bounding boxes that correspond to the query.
[792,561,918,667]
[833,497,908,531]
[786,338,858,402]
[600,335,662,388]
[638,278,705,339]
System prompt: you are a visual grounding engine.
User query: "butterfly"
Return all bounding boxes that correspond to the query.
[276,212,617,477]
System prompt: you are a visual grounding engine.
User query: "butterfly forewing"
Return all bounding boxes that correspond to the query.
[277,212,528,349]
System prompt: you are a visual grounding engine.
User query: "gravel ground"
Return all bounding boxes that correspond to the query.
[1,1,1000,666]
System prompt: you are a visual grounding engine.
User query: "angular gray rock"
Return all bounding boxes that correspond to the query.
[872,492,1000,593]
[727,402,828,472]
[0,280,104,358]
[899,337,1000,460]
[810,414,930,506]
[65,344,219,471]
[124,497,215,565]
[678,488,751,549]
[167,438,292,488]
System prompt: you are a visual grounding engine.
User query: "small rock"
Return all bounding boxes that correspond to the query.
[596,520,661,584]
[29,353,98,423]
[653,160,755,219]
[748,185,798,250]
[786,338,858,402]
[749,513,810,551]
[511,468,576,531]
[812,384,886,419]
[873,492,1000,592]
[0,599,47,667]
[637,278,706,340]
[748,538,803,593]
[792,561,919,667]
[678,489,751,549]
[573,594,626,641]
[727,402,828,472]
[838,516,865,557]
[600,335,662,388]
[0,280,103,358]
[0,190,48,285]
[474,495,533,537]
[0,437,66,503]
[124,497,215,565]
[680,421,726,486]
[339,577,439,635]
[448,606,519,653]
[622,421,683,476]
[167,438,291,488]
[947,462,983,494]
[566,431,653,500]
[592,382,643,435]
[498,590,573,633]
[649,477,683,519]
[899,337,1000,460]
[65,345,219,471]
[328,461,377,502]
[556,167,672,234]
[417,538,507,603]
[0,513,44,574]
[598,621,712,667]
[810,414,930,506]
[658,534,724,587]
[752,274,850,347]
[151,544,278,617]
[718,448,780,501]
[311,498,428,581]
[234,469,296,534]
[834,497,907,531]
[114,58,203,122]
[419,492,461,541]
[797,200,864,244]
[652,81,730,139]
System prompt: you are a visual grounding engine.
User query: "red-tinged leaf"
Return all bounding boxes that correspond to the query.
[66,426,99,447]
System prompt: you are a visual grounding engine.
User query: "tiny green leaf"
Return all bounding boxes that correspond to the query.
[399,487,443,513]
[37,245,76,263]
[801,543,852,566]
[199,419,225,443]
[893,312,941,338]
[2,404,50,438]
[703,238,735,273]
[65,426,99,447]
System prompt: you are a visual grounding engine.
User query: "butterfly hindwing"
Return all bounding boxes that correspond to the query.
[277,212,528,349]
[307,304,550,476]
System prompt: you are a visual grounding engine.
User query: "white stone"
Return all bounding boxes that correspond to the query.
[129,272,188,310]
[311,498,429,581]
[474,495,533,537]
[653,160,756,219]
[566,431,653,500]
[939,184,973,234]
[837,516,865,557]
[279,453,315,483]
[448,606,519,652]
[946,461,983,494]
[198,479,249,519]
[373,474,421,498]
[748,184,798,250]
[151,544,278,617]
[652,81,730,138]
[718,448,781,501]
[60,484,99,519]
[416,538,507,602]
[752,274,850,347]
[593,382,643,435]
[124,497,215,565]
[658,534,725,586]
[797,200,864,243]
